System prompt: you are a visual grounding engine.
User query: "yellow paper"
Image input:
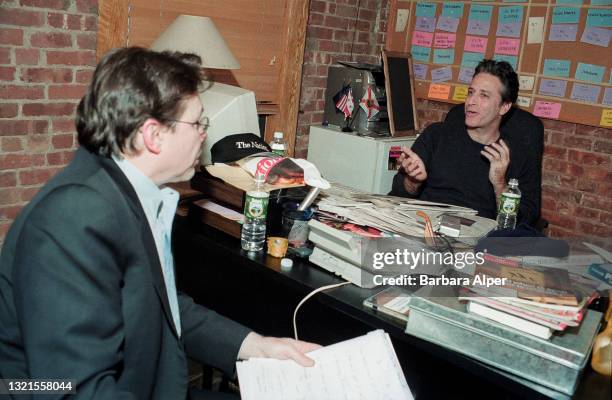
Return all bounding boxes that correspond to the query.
[452,85,468,102]
[600,109,612,127]
[428,83,451,100]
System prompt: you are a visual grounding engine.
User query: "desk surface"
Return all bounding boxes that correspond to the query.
[173,218,611,400]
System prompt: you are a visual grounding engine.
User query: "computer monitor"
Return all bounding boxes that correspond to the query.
[199,82,260,165]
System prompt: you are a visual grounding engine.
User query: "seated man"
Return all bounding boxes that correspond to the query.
[389,59,541,226]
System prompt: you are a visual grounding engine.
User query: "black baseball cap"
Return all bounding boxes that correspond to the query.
[210,133,273,163]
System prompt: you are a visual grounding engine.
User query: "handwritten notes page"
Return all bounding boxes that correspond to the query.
[236,330,413,400]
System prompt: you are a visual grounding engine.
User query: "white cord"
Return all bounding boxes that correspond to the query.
[293,281,351,340]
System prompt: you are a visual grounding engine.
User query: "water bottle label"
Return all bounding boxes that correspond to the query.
[244,194,269,220]
[499,193,520,214]
[271,148,285,156]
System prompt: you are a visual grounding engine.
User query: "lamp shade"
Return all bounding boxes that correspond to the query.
[151,15,240,70]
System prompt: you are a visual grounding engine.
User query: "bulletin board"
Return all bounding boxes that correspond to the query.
[386,0,612,128]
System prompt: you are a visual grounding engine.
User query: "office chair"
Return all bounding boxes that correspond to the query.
[444,104,547,231]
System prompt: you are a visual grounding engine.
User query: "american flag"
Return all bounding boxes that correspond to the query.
[333,84,354,119]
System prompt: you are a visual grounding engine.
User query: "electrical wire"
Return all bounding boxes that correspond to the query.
[293,281,351,340]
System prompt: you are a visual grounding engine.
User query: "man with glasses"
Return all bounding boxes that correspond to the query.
[0,47,318,399]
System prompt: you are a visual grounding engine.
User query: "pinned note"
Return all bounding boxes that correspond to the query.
[580,26,611,47]
[416,2,437,18]
[465,36,488,53]
[533,101,562,119]
[434,33,456,49]
[499,6,524,24]
[453,85,469,102]
[412,31,434,47]
[467,20,491,36]
[575,63,605,83]
[549,24,579,41]
[415,16,436,32]
[428,83,451,100]
[395,9,409,32]
[431,66,453,82]
[495,38,520,55]
[600,109,612,127]
[413,63,428,80]
[586,8,612,27]
[539,79,568,97]
[543,59,571,78]
[519,75,535,91]
[516,96,531,108]
[570,83,601,103]
[442,2,464,18]
[433,48,454,64]
[552,7,580,24]
[603,88,612,106]
[496,23,521,38]
[459,67,475,84]
[527,17,544,44]
[411,45,431,63]
[462,52,485,68]
[436,16,460,33]
[467,4,492,36]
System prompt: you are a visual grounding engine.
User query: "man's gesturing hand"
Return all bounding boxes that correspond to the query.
[481,139,510,196]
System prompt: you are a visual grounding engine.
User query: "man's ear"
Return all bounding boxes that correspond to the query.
[499,101,512,117]
[139,118,164,155]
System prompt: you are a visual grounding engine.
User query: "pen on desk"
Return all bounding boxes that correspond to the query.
[297,187,321,211]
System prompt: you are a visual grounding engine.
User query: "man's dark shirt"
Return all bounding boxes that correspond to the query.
[389,119,540,226]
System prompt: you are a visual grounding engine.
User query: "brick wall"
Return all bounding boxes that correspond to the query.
[0,0,98,244]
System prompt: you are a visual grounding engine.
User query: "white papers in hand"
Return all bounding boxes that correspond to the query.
[236,330,413,400]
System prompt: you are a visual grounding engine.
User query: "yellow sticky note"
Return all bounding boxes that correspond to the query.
[452,85,468,102]
[600,109,612,127]
[428,83,451,100]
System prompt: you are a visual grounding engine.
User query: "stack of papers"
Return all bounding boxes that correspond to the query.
[236,330,413,400]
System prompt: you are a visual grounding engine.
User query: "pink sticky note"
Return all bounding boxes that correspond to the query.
[434,32,456,49]
[533,101,561,119]
[494,38,520,56]
[464,36,488,53]
[412,31,434,47]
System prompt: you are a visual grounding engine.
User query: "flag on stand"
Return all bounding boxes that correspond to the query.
[359,85,380,120]
[333,84,354,119]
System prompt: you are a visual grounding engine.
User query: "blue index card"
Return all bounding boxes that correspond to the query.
[442,3,464,18]
[459,67,475,83]
[603,88,612,106]
[586,8,612,28]
[415,16,436,32]
[570,83,601,103]
[580,26,611,47]
[575,62,605,83]
[591,1,612,5]
[433,48,455,65]
[469,4,493,22]
[552,7,581,24]
[499,6,524,24]
[543,59,572,78]
[497,22,522,37]
[467,19,491,36]
[493,54,518,70]
[539,79,568,97]
[411,45,431,63]
[416,2,437,18]
[462,52,485,68]
[549,24,579,41]
[437,16,460,33]
[413,63,428,80]
[556,0,583,4]
[431,66,453,82]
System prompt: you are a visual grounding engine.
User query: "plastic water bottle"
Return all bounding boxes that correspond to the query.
[270,131,286,156]
[241,172,269,251]
[496,178,521,230]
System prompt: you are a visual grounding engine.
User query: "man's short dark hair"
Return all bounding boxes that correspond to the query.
[76,47,204,157]
[474,59,519,104]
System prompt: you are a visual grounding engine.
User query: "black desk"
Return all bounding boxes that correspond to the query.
[173,219,611,400]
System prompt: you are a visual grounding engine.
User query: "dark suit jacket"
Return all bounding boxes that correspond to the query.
[0,147,251,399]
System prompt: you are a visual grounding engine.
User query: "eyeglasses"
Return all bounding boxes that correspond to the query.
[167,116,210,131]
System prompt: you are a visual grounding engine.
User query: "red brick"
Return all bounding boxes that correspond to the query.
[0,119,47,135]
[0,188,20,206]
[542,213,576,231]
[19,0,69,9]
[0,8,44,27]
[0,153,35,169]
[84,15,96,31]
[333,30,353,42]
[47,12,82,30]
[0,66,15,80]
[567,149,610,166]
[22,102,75,117]
[576,124,612,140]
[0,205,22,220]
[308,26,334,40]
[543,119,576,134]
[46,150,74,165]
[576,221,612,237]
[19,167,59,185]
[0,28,23,45]
[46,50,96,66]
[26,134,49,152]
[1,137,23,152]
[0,84,44,99]
[0,171,17,188]
[581,194,612,211]
[336,5,358,18]
[543,145,567,160]
[76,0,97,14]
[541,196,556,211]
[0,47,10,64]
[563,136,593,151]
[575,179,597,192]
[310,0,326,13]
[324,15,350,30]
[593,140,612,154]
[574,206,600,220]
[20,67,72,83]
[75,68,93,83]
[76,33,96,50]
[308,12,325,26]
[546,226,573,238]
[0,103,17,118]
[19,187,40,202]
[541,185,583,204]
[318,40,343,52]
[51,133,73,149]
[600,212,612,226]
[15,48,38,64]
[48,84,87,99]
[51,118,75,133]
[30,31,72,48]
